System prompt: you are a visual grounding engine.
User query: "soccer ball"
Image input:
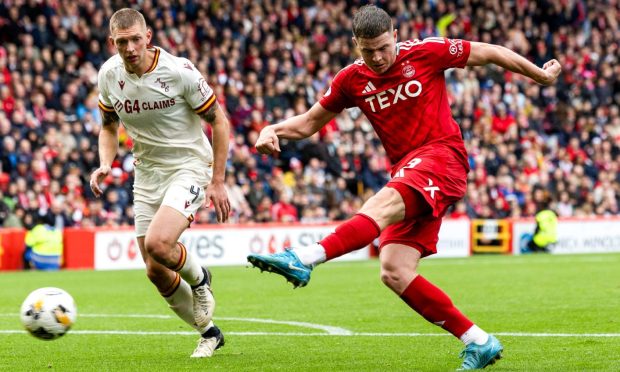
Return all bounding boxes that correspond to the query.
[20,287,77,340]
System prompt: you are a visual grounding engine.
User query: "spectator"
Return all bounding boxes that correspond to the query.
[0,0,618,227]
[23,211,63,270]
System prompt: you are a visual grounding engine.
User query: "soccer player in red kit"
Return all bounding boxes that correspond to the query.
[248,5,561,369]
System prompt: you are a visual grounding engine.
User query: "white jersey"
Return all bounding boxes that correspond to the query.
[97,47,216,171]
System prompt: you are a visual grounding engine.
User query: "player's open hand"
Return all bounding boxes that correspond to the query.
[255,126,280,155]
[89,166,111,197]
[539,59,562,85]
[205,181,230,223]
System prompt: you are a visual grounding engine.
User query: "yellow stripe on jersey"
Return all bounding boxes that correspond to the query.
[98,100,115,112]
[194,94,216,114]
[145,48,161,74]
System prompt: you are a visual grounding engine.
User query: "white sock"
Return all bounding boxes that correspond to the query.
[175,242,204,286]
[163,278,209,333]
[460,325,489,345]
[293,243,326,266]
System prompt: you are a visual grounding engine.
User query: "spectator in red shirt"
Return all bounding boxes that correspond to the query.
[491,103,516,134]
[271,191,298,223]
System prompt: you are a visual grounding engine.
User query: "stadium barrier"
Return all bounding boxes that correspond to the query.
[0,228,26,271]
[470,219,512,254]
[1,218,619,271]
[511,217,620,255]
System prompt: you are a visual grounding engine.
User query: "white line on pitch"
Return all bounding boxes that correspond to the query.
[1,330,619,337]
[0,314,352,335]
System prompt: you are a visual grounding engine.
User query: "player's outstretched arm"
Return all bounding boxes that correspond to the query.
[466,41,562,86]
[90,109,120,197]
[255,102,337,155]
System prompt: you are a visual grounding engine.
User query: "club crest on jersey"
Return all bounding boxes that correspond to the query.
[118,80,125,90]
[154,77,170,92]
[401,64,415,78]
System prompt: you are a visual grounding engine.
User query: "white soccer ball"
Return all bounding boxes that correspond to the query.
[20,287,77,340]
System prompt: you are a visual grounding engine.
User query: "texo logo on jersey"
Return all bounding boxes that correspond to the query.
[364,79,422,112]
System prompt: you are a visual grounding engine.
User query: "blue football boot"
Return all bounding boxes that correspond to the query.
[247,249,312,288]
[458,334,503,370]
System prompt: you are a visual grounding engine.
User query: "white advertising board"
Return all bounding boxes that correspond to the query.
[94,224,369,270]
[434,219,471,258]
[512,219,620,255]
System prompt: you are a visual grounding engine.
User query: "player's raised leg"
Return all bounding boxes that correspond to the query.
[247,186,401,286]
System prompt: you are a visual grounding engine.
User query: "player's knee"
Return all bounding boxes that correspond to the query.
[144,234,175,263]
[380,263,402,290]
[380,261,418,292]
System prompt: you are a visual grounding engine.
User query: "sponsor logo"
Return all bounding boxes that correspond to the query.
[423,178,440,199]
[288,262,310,272]
[364,80,423,112]
[118,81,125,90]
[114,98,176,113]
[448,39,464,57]
[197,78,211,99]
[185,200,191,209]
[107,239,122,261]
[362,81,377,94]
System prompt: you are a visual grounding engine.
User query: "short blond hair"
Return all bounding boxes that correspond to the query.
[109,8,146,34]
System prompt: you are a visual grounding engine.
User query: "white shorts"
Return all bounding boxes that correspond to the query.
[133,165,211,237]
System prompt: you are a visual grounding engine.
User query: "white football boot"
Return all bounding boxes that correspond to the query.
[191,324,225,358]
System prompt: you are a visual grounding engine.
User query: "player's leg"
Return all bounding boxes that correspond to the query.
[136,235,224,357]
[380,243,478,337]
[137,235,197,328]
[377,184,502,370]
[380,244,502,369]
[246,185,405,286]
[144,205,214,328]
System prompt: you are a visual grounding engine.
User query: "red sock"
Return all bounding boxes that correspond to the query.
[319,213,380,261]
[400,275,473,338]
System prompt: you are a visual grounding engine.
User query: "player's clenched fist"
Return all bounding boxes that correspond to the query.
[255,126,281,154]
[539,59,562,86]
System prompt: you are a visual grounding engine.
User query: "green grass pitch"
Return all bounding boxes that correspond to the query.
[1,253,619,371]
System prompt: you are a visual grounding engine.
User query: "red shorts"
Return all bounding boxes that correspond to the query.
[379,144,468,257]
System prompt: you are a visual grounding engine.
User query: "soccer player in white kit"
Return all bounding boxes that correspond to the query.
[90,8,230,358]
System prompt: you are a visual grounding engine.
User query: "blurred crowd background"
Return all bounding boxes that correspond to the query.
[0,0,619,231]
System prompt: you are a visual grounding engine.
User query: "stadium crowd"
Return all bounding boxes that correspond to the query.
[0,0,619,230]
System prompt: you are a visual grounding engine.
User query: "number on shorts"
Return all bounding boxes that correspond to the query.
[393,158,421,178]
[189,185,200,203]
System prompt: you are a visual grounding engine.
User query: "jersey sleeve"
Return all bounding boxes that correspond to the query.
[97,66,115,113]
[178,58,217,115]
[319,68,353,113]
[422,37,471,71]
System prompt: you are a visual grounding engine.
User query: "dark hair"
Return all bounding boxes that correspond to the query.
[352,5,393,39]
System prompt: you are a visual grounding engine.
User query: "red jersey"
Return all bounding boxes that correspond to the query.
[320,37,471,172]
